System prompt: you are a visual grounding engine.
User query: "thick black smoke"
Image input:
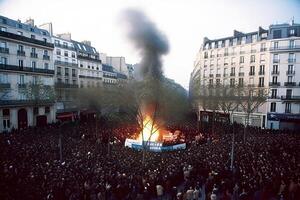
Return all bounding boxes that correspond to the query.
[123,9,169,80]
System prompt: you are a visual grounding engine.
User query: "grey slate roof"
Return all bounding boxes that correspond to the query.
[0,15,51,36]
[72,40,98,55]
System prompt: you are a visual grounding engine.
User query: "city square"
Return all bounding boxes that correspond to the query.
[0,0,300,199]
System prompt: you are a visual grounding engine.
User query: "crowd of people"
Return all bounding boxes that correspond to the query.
[0,120,300,200]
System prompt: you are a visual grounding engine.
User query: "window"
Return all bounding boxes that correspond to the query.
[64,51,68,57]
[209,79,213,85]
[273,54,279,63]
[44,63,49,69]
[272,65,278,73]
[18,60,23,67]
[72,52,75,58]
[0,73,8,83]
[239,56,244,63]
[285,103,291,113]
[204,51,208,59]
[216,79,220,85]
[55,40,60,45]
[65,79,69,84]
[272,76,278,84]
[273,41,278,49]
[252,34,257,42]
[43,38,47,43]
[72,69,76,77]
[72,80,77,85]
[290,29,295,36]
[80,64,83,68]
[270,103,276,112]
[31,48,36,53]
[0,26,7,32]
[287,76,293,83]
[18,44,24,51]
[259,77,264,87]
[271,89,277,98]
[260,43,266,51]
[250,66,255,75]
[260,54,265,62]
[238,78,244,86]
[63,42,68,48]
[31,61,36,68]
[289,40,295,48]
[259,65,265,75]
[3,109,10,116]
[3,119,10,129]
[286,89,292,98]
[31,34,35,39]
[17,31,23,36]
[44,50,48,56]
[33,107,39,115]
[56,49,61,55]
[57,67,61,75]
[231,67,235,74]
[45,106,50,114]
[288,65,294,74]
[250,55,255,63]
[42,31,47,36]
[288,53,295,62]
[0,57,7,64]
[230,78,235,86]
[65,68,69,76]
[0,41,7,48]
[249,77,254,85]
[19,75,25,84]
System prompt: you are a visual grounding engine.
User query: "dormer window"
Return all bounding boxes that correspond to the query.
[290,29,295,36]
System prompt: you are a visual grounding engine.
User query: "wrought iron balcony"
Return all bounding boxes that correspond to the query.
[0,83,10,88]
[269,45,300,51]
[284,82,296,86]
[54,60,78,67]
[260,48,267,52]
[251,49,256,53]
[286,71,295,75]
[273,59,280,63]
[77,55,101,63]
[216,74,221,77]
[269,82,280,86]
[281,95,300,100]
[17,50,25,56]
[0,47,9,54]
[0,31,54,48]
[54,43,75,51]
[288,58,296,63]
[249,72,255,76]
[239,72,244,76]
[230,73,235,76]
[18,83,26,88]
[43,55,50,60]
[30,52,38,58]
[209,74,213,77]
[0,64,54,75]
[259,71,265,75]
[271,71,279,75]
[55,83,78,88]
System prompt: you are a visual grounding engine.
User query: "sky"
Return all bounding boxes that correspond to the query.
[1,0,300,89]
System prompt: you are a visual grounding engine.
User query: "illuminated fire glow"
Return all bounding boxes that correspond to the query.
[137,115,160,142]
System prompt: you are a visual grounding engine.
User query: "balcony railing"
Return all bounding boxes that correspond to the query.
[269,45,300,51]
[259,71,265,75]
[0,99,54,106]
[54,60,78,67]
[18,83,26,88]
[0,64,54,75]
[17,50,25,56]
[223,53,229,56]
[55,83,78,88]
[216,74,221,77]
[288,58,296,63]
[286,71,295,75]
[43,55,50,60]
[271,71,279,75]
[223,74,228,77]
[281,95,300,100]
[0,30,54,48]
[260,48,267,52]
[54,43,76,51]
[249,72,255,76]
[284,82,296,86]
[273,59,280,63]
[77,55,101,63]
[65,73,69,76]
[0,83,10,88]
[72,73,76,77]
[230,73,235,76]
[239,72,244,76]
[269,82,280,86]
[30,52,38,58]
[251,49,257,53]
[239,51,245,54]
[209,74,213,77]
[0,47,9,54]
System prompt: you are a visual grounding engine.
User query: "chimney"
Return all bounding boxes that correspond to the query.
[57,33,72,41]
[81,40,91,46]
[24,18,34,26]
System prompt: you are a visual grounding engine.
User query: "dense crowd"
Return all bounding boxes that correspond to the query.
[0,120,300,200]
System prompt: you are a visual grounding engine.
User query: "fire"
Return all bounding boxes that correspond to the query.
[137,115,160,142]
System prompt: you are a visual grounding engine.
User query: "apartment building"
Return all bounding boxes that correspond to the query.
[190,21,300,130]
[0,16,55,132]
[73,40,102,88]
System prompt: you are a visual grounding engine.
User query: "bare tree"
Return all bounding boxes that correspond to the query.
[237,85,269,142]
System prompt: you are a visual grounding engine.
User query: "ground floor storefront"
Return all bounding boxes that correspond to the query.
[267,113,300,131]
[0,105,56,133]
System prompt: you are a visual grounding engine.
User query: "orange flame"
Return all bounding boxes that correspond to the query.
[137,115,160,142]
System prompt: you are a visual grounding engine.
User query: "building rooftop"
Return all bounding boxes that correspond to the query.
[0,15,51,37]
[72,40,98,55]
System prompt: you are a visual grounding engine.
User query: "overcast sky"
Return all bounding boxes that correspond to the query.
[1,0,300,89]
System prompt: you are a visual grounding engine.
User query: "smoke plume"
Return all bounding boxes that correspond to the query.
[122,9,169,80]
